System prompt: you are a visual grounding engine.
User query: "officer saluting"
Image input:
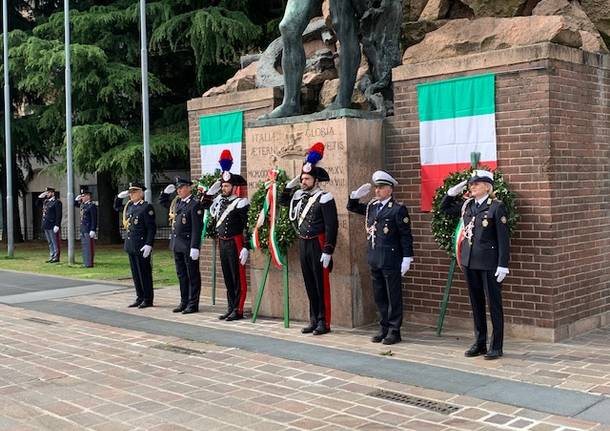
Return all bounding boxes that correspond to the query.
[75,186,97,268]
[279,142,338,336]
[38,187,62,263]
[114,182,157,308]
[160,177,204,314]
[201,150,250,321]
[347,171,414,345]
[440,170,510,360]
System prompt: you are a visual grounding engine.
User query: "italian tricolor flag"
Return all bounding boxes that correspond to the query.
[200,111,243,174]
[418,74,497,211]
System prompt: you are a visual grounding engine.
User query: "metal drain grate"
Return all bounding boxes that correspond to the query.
[151,344,205,356]
[368,389,460,415]
[24,317,58,325]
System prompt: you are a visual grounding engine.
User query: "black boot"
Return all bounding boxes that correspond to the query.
[225,311,243,321]
[464,343,487,357]
[312,320,329,335]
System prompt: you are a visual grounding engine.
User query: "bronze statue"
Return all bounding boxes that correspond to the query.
[260,0,402,119]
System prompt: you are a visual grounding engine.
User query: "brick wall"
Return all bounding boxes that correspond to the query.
[390,44,610,340]
[187,89,281,302]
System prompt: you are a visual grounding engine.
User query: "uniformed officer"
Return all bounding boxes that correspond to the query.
[347,171,414,345]
[114,182,157,308]
[279,142,338,335]
[160,177,204,314]
[75,186,98,268]
[201,150,250,321]
[38,187,62,263]
[440,169,510,360]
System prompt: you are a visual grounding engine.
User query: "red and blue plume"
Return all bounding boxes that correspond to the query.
[305,142,324,165]
[219,149,233,172]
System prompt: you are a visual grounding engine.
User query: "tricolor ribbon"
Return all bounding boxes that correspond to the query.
[198,184,210,244]
[251,168,285,269]
[453,218,465,270]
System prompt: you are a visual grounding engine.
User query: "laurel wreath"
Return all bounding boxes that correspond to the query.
[247,169,297,254]
[431,166,519,256]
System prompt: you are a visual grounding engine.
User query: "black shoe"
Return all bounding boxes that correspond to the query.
[484,349,503,360]
[465,344,487,357]
[49,258,59,263]
[312,321,329,335]
[382,333,401,345]
[128,300,143,308]
[182,307,199,314]
[173,305,186,313]
[218,310,232,320]
[138,302,153,309]
[301,323,317,334]
[225,311,243,321]
[46,258,53,263]
[371,331,388,343]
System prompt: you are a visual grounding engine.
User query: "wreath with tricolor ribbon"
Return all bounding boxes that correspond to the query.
[247,168,297,269]
[196,171,221,240]
[431,167,519,259]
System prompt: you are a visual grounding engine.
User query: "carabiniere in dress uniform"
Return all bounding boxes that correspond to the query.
[279,142,338,336]
[201,149,251,322]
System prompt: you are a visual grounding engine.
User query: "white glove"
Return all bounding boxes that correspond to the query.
[118,190,129,199]
[75,195,82,202]
[350,183,372,199]
[140,245,152,258]
[38,192,48,199]
[286,175,301,189]
[401,257,413,276]
[89,231,95,239]
[53,226,60,233]
[206,180,221,196]
[495,267,509,283]
[239,248,248,266]
[190,248,199,260]
[163,184,176,194]
[320,253,331,268]
[447,180,468,197]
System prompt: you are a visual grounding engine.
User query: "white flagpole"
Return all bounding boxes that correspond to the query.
[65,0,75,264]
[3,0,14,257]
[140,0,151,202]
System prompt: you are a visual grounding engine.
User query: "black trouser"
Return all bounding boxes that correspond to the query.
[174,251,201,309]
[464,267,504,351]
[370,267,402,335]
[299,237,331,329]
[219,237,246,315]
[128,252,153,304]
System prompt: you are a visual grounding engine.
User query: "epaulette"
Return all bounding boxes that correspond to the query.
[320,192,334,204]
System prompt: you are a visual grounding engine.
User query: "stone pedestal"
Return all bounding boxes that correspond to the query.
[245,117,383,328]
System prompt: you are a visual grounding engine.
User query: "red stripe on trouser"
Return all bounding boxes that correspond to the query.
[317,234,331,329]
[90,238,95,266]
[233,235,248,314]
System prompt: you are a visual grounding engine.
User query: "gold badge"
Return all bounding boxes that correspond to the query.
[482,219,489,227]
[148,210,154,216]
[487,198,492,205]
[501,216,507,224]
[403,217,409,224]
[383,226,389,235]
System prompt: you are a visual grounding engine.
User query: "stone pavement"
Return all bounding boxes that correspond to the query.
[1,272,610,430]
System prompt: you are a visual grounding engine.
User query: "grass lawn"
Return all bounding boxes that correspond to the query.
[0,240,178,287]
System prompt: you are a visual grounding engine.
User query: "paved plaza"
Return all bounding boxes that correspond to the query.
[1,270,610,431]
